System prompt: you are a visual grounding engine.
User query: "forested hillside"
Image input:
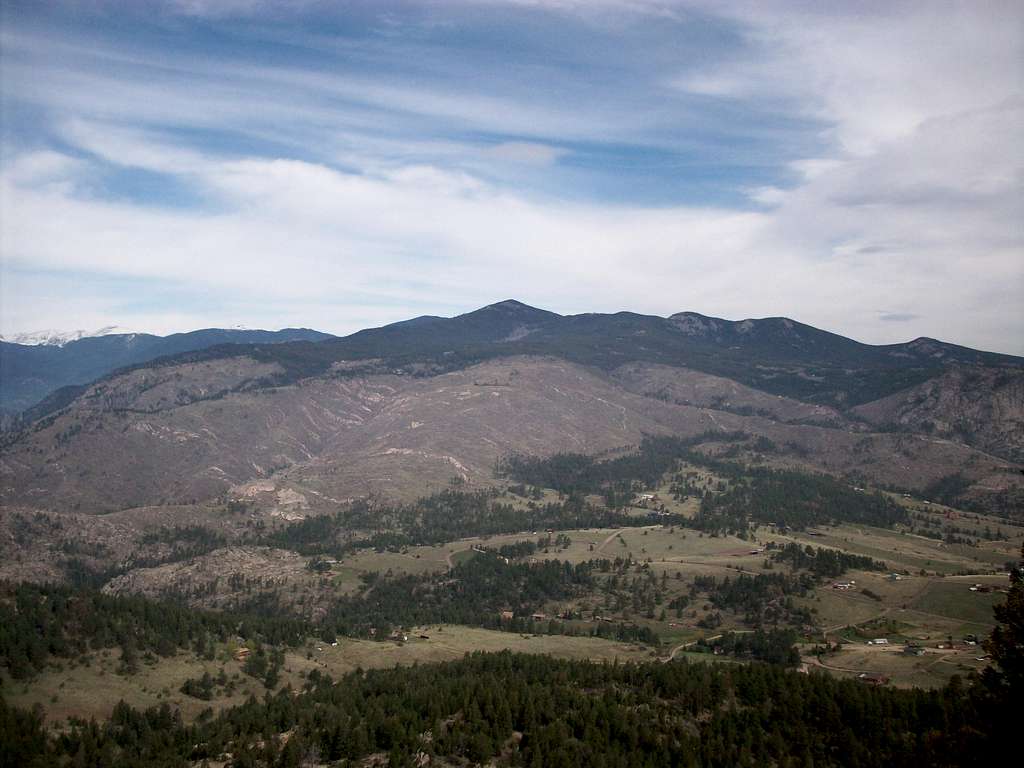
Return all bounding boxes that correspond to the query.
[0,647,1006,767]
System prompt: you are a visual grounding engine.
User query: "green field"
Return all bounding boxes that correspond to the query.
[910,580,1004,626]
[3,626,654,724]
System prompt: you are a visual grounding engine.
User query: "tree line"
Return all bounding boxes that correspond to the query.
[769,542,887,578]
[0,582,308,681]
[1,648,1002,767]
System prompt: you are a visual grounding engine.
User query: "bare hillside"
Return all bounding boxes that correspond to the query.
[2,355,1017,513]
[853,366,1024,462]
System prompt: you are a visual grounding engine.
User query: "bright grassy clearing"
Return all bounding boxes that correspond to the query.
[4,627,654,726]
[804,644,989,689]
[776,523,999,575]
[910,580,1004,626]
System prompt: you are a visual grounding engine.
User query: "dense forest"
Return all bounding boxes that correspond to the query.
[1,548,665,686]
[693,629,802,666]
[262,487,652,557]
[769,543,888,578]
[0,648,1002,767]
[0,583,308,681]
[696,572,816,629]
[499,433,908,535]
[498,432,746,498]
[693,468,907,534]
[239,551,661,646]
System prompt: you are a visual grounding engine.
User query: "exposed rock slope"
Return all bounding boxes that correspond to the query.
[1,354,1017,513]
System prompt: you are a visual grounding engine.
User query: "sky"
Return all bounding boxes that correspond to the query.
[0,1,1021,353]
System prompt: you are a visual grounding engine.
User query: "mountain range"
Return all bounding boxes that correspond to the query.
[1,300,1021,519]
[0,326,139,347]
[0,327,334,415]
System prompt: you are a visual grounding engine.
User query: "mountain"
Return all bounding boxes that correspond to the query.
[0,327,334,414]
[0,326,136,347]
[1,300,1020,515]
[119,300,1019,409]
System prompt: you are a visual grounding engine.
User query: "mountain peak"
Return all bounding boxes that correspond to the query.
[480,299,555,315]
[456,300,561,324]
[667,312,725,337]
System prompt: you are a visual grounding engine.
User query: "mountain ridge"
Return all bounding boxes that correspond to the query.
[1,300,1021,516]
[0,326,137,347]
[7,300,1021,425]
[0,326,334,414]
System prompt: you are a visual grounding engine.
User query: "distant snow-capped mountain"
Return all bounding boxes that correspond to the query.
[0,326,334,414]
[0,326,137,347]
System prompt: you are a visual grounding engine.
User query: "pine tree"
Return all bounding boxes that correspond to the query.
[984,542,1024,694]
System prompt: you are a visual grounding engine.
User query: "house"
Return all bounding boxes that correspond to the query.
[499,610,514,621]
[858,674,890,686]
[531,613,547,621]
[234,647,252,661]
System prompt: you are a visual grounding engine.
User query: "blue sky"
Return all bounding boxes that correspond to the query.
[1,0,1021,353]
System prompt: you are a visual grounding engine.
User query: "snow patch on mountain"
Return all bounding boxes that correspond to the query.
[0,326,138,346]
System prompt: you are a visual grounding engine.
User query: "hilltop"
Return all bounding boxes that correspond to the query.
[1,301,1020,515]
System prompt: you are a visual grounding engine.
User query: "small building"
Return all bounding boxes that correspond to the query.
[499,610,514,621]
[858,674,890,686]
[234,647,251,661]
[867,638,889,645]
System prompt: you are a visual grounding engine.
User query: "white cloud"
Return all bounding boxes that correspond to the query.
[6,124,1015,352]
[485,142,566,166]
[0,1,1021,353]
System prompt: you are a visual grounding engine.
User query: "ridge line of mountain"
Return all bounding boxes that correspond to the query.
[3,300,1021,442]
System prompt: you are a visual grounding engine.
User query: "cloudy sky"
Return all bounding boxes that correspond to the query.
[1,0,1021,353]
